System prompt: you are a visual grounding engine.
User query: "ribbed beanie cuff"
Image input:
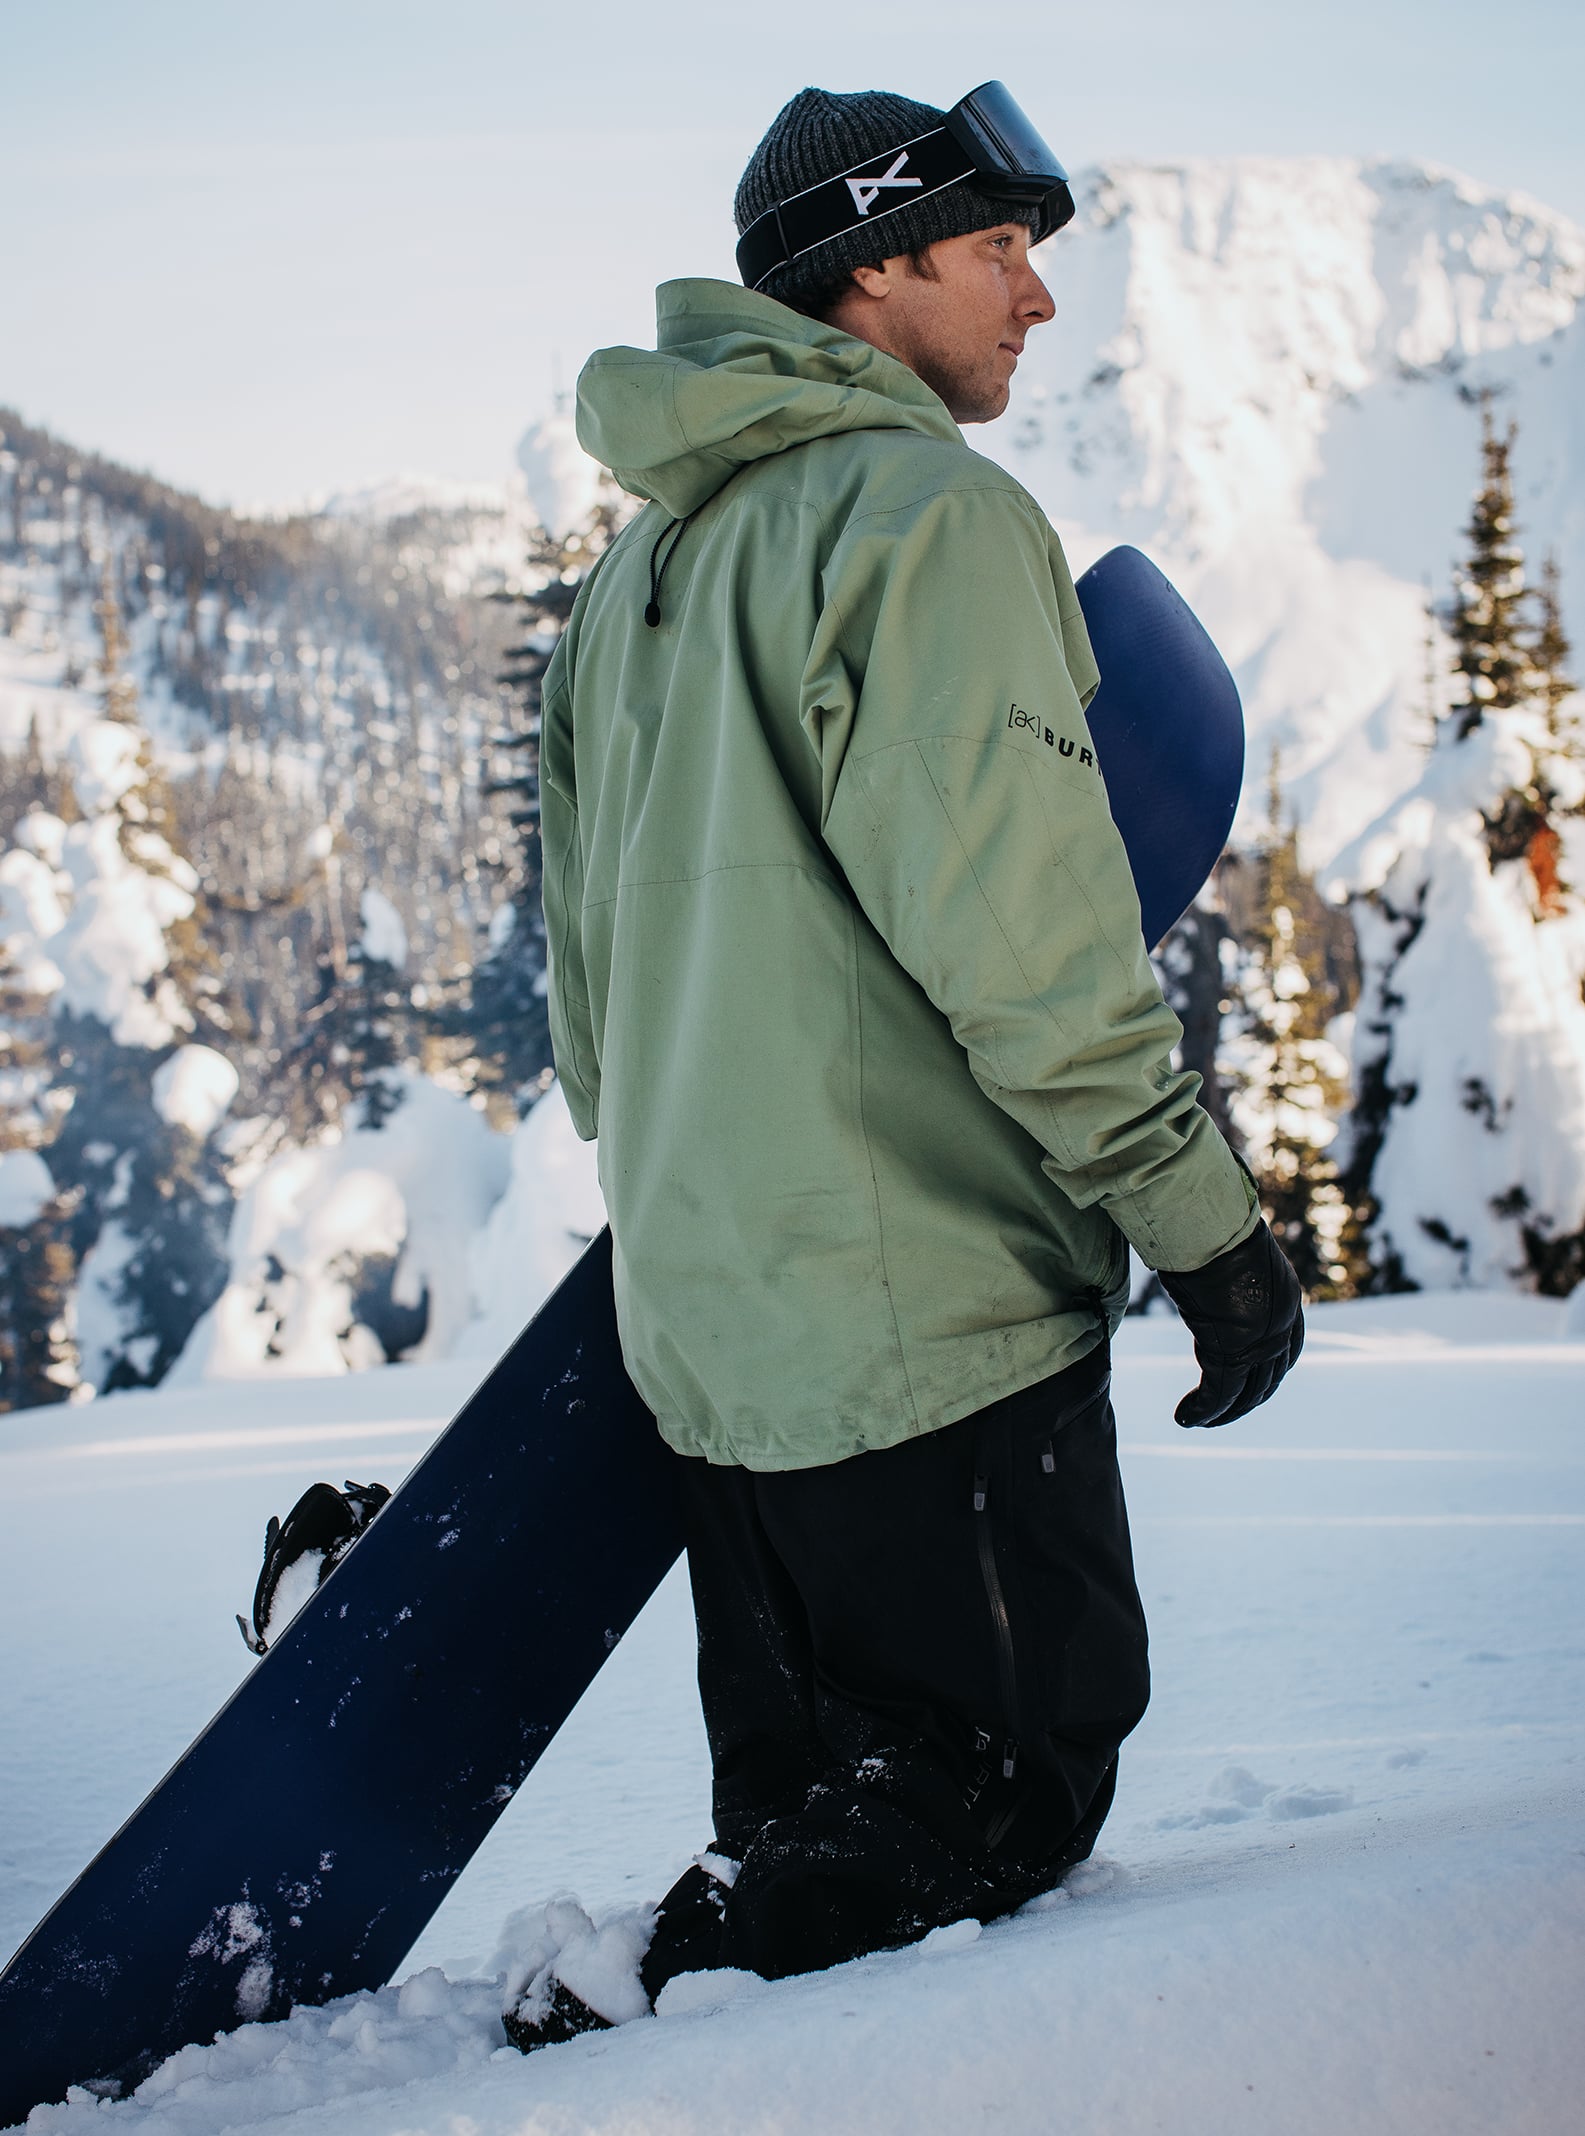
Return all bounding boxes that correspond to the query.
[734,86,1038,311]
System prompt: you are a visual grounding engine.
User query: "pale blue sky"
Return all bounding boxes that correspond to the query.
[5,0,1582,507]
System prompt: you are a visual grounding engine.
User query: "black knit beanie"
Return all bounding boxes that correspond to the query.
[735,86,1039,314]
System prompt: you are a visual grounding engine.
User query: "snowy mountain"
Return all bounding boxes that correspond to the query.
[1002,156,1585,868]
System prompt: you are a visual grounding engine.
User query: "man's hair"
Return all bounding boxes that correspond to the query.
[792,247,941,323]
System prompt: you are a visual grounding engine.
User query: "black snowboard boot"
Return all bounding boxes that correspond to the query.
[502,1974,614,2053]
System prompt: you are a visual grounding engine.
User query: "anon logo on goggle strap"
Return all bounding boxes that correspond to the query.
[846,151,924,217]
[1009,704,1094,766]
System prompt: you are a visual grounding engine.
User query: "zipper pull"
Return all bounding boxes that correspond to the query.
[1040,1440,1055,1475]
[973,1473,988,1513]
[964,1726,994,1805]
[1002,1741,1018,1781]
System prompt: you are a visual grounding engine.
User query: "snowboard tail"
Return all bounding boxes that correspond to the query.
[0,1232,682,2121]
[1077,545,1244,949]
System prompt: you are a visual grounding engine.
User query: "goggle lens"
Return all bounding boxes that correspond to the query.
[952,81,1069,190]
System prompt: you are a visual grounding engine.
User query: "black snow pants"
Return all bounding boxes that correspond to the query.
[640,1341,1150,1996]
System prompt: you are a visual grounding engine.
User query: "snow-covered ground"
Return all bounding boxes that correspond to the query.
[4,1290,1582,2133]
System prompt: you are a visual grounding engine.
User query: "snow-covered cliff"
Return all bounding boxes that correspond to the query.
[1001,156,1584,865]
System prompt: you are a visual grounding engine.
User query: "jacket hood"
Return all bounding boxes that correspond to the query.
[575,279,962,518]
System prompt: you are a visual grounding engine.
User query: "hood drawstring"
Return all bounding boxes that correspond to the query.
[645,509,698,628]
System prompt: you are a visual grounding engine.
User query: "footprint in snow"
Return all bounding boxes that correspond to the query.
[1157,1766,1353,1828]
[1265,1785,1354,1820]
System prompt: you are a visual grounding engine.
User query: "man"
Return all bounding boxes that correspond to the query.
[512,82,1303,2047]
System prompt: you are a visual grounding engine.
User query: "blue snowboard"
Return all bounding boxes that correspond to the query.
[0,545,1242,2124]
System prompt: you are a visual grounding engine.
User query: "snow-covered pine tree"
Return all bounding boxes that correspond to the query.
[1495,554,1585,925]
[1449,400,1531,742]
[1222,755,1362,1298]
[0,876,79,1410]
[1152,884,1236,1145]
[1342,410,1585,1295]
[26,557,241,1394]
[275,885,416,1142]
[463,492,622,1116]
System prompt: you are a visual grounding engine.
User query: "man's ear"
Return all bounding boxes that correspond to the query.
[848,261,895,299]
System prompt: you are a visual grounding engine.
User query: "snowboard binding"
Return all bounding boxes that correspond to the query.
[236,1480,391,1655]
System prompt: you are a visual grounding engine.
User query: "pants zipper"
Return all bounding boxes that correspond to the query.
[971,1461,1021,1841]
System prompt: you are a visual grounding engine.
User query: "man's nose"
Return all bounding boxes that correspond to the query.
[1018,261,1056,325]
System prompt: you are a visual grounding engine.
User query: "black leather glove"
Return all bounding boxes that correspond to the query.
[1157,1220,1305,1428]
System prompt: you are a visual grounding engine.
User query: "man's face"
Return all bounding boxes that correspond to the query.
[830,222,1056,424]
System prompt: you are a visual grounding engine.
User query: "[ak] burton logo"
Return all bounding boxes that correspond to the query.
[847,152,924,218]
[1009,704,1095,766]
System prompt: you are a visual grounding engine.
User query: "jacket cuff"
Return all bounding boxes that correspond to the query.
[1122,1139,1261,1274]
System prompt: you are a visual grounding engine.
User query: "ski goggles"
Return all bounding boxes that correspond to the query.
[736,81,1075,293]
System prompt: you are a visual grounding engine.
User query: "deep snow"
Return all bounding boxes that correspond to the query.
[3,1290,1581,2133]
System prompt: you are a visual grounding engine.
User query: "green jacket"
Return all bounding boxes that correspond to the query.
[542,278,1255,1470]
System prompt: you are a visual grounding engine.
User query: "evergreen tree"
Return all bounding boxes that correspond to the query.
[0,927,79,1411]
[1226,755,1363,1297]
[96,556,230,1038]
[1344,411,1585,1295]
[31,558,240,1395]
[271,889,415,1143]
[0,716,78,848]
[1504,554,1585,918]
[1151,885,1236,1144]
[464,492,622,1114]
[1533,554,1580,754]
[1448,398,1530,742]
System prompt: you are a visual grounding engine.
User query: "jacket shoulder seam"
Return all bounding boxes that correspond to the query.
[839,474,1046,536]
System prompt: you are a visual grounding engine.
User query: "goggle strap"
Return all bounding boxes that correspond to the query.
[736,126,977,291]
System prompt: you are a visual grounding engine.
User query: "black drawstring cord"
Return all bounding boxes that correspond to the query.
[645,508,698,628]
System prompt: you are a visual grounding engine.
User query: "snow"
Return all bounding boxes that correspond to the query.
[996,156,1585,870]
[66,723,142,816]
[3,1293,1581,2133]
[171,1079,598,1388]
[151,1047,240,1140]
[308,476,512,524]
[2,805,197,1051]
[454,1080,604,1364]
[516,409,607,541]
[0,846,66,999]
[1333,714,1585,1287]
[173,1074,511,1381]
[357,889,407,974]
[72,1202,140,1392]
[12,814,67,868]
[0,1148,54,1228]
[504,1897,654,2029]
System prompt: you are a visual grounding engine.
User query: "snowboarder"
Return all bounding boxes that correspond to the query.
[516,79,1304,2046]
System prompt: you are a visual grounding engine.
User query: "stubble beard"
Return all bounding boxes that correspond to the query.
[914,331,1025,422]
[913,347,1011,426]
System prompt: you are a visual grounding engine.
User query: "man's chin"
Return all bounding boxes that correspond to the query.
[954,382,1013,426]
